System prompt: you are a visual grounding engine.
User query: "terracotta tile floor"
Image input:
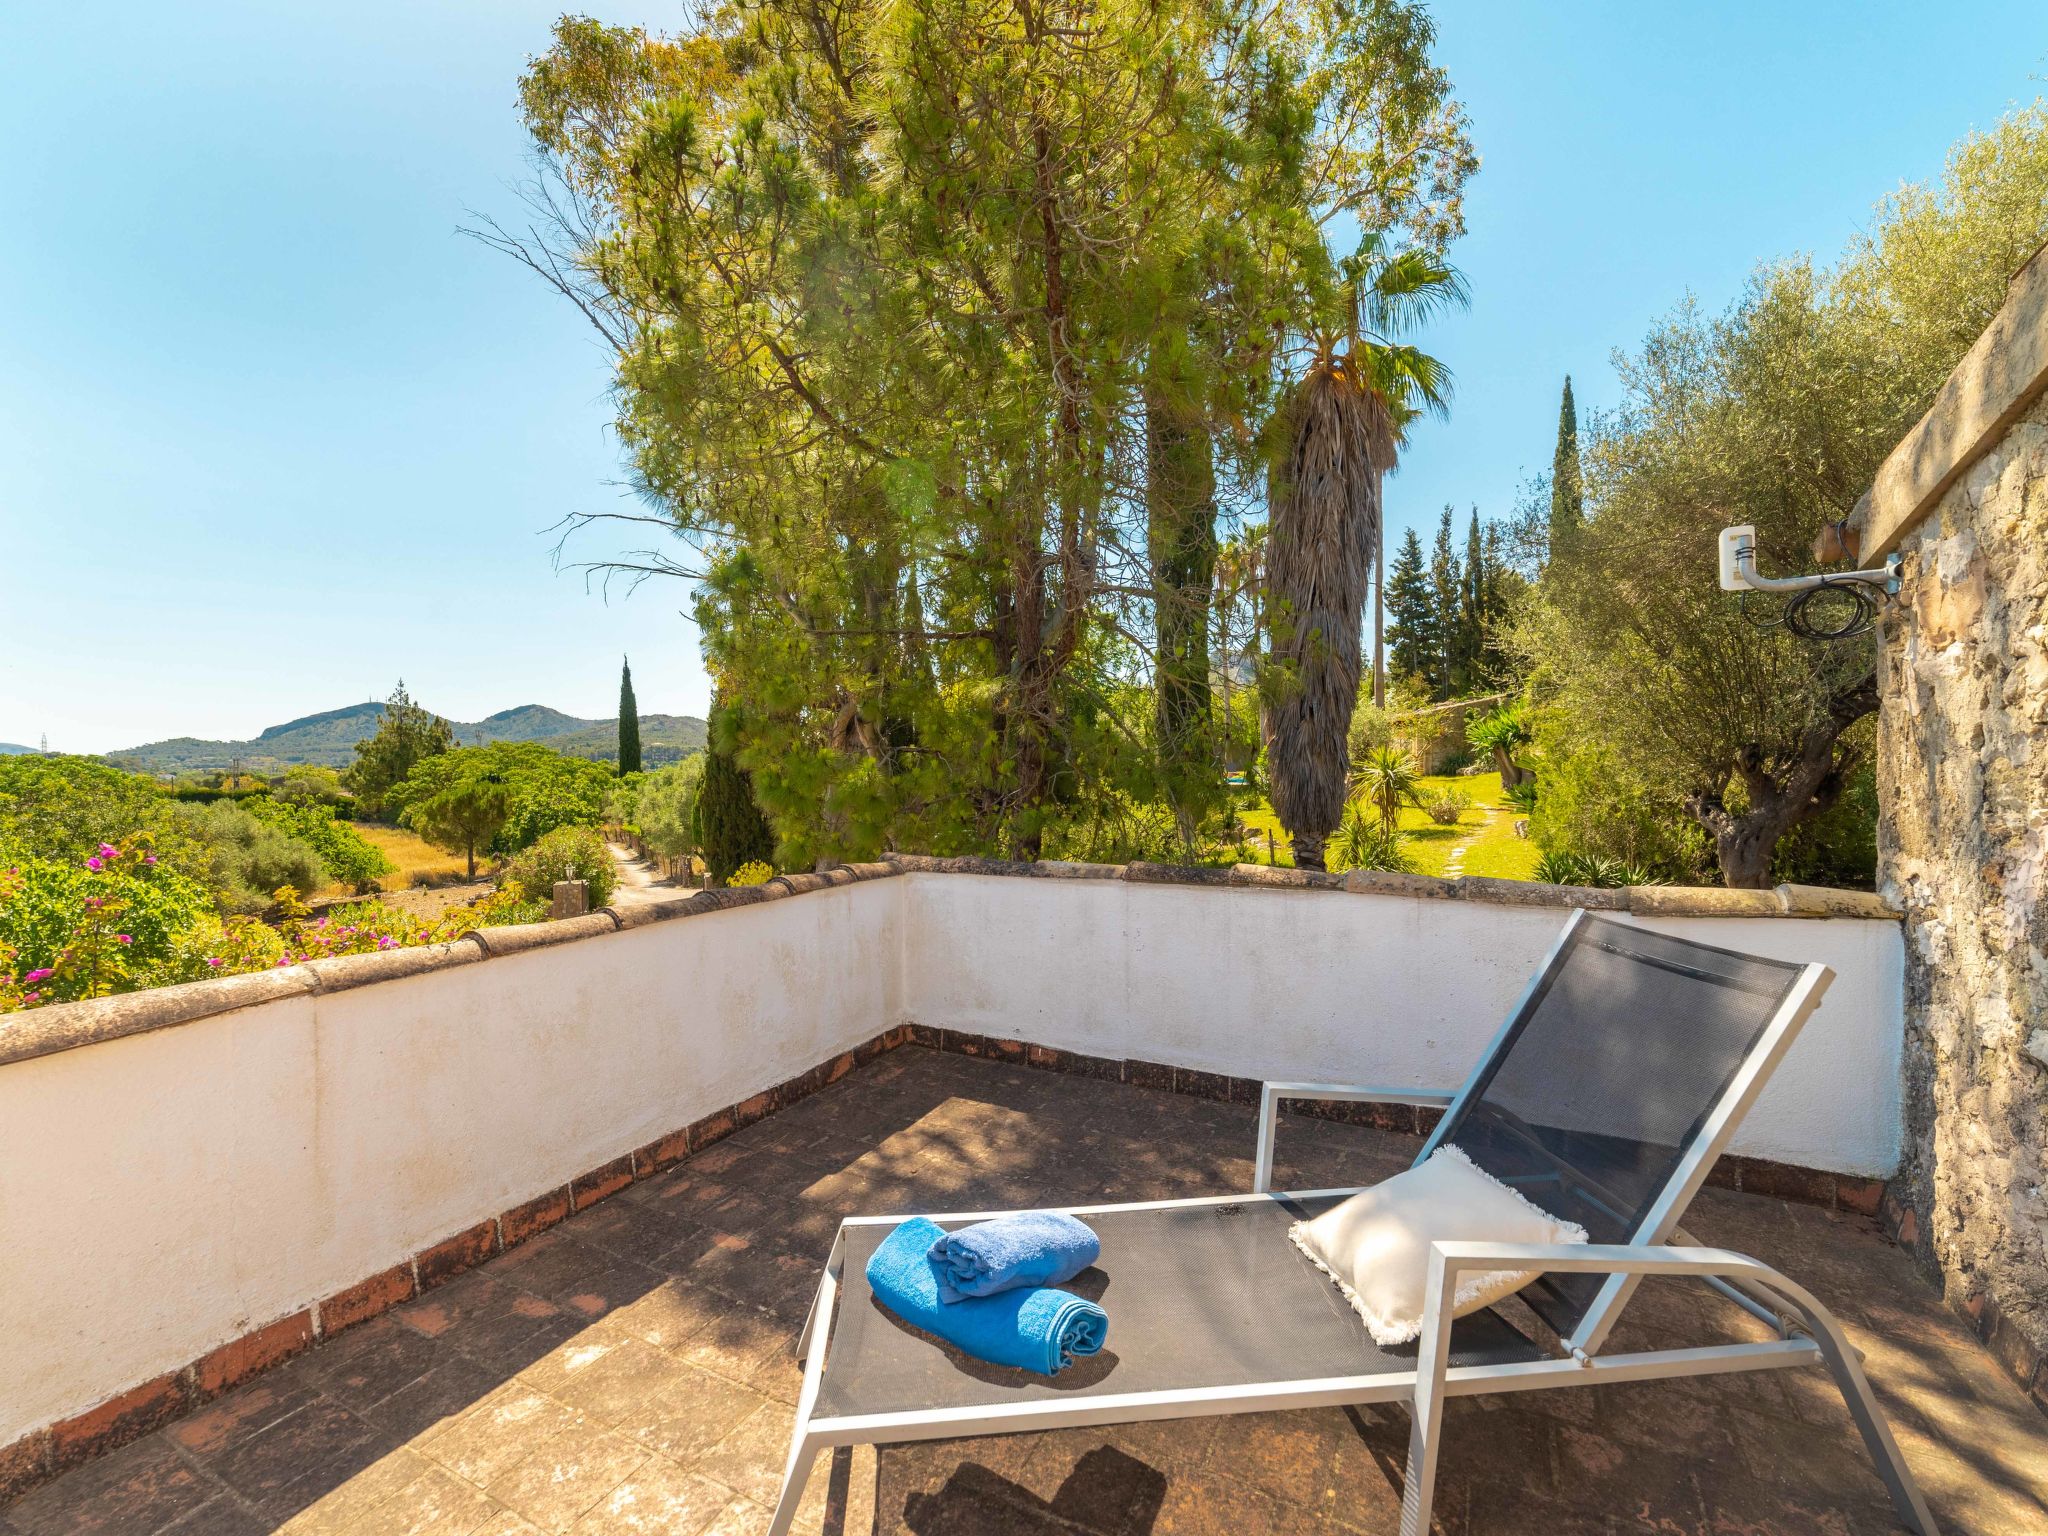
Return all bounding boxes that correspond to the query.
[6,1047,2046,1535]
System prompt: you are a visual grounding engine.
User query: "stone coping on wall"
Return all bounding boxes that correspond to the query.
[0,854,1897,1070]
[1853,238,2048,559]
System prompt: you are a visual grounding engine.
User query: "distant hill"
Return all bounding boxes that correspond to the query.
[106,702,707,774]
[0,743,37,756]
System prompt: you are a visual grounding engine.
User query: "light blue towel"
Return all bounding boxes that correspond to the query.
[926,1211,1102,1303]
[865,1217,1108,1376]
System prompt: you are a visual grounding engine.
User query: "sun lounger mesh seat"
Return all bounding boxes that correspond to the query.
[814,1197,1543,1421]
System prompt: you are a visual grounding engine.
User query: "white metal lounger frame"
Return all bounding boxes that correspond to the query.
[769,911,1939,1536]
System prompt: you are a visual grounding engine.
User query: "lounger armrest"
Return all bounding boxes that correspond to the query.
[1251,1082,1457,1193]
[1416,1240,1836,1363]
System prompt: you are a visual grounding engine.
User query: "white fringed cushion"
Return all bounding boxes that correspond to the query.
[1289,1145,1589,1346]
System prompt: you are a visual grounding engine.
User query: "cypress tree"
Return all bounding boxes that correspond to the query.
[1145,350,1220,835]
[1549,376,1583,546]
[1427,506,1463,700]
[1461,508,1486,689]
[695,694,775,884]
[616,656,642,775]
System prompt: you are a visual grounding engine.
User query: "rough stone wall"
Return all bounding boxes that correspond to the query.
[1878,386,2048,1376]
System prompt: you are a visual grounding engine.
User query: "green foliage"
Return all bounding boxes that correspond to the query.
[1327,804,1413,874]
[389,754,513,881]
[0,754,190,864]
[170,801,330,913]
[241,796,392,891]
[695,707,777,886]
[617,657,642,775]
[506,0,1475,864]
[0,840,217,1006]
[618,755,706,860]
[1422,787,1470,826]
[343,682,456,818]
[390,742,615,863]
[1549,376,1582,543]
[1346,697,1395,764]
[502,825,618,910]
[273,765,348,806]
[1515,102,2048,888]
[1532,850,1658,889]
[1347,746,1423,831]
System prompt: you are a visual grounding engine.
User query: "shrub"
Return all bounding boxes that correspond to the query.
[1423,787,1470,825]
[728,859,775,887]
[0,840,217,1006]
[1532,850,1661,889]
[1327,804,1413,874]
[697,713,776,885]
[171,801,329,913]
[1504,779,1538,814]
[0,754,195,864]
[501,825,617,910]
[623,756,705,860]
[242,796,392,891]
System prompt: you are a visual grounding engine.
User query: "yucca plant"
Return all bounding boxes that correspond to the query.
[1348,745,1423,831]
[1328,803,1414,875]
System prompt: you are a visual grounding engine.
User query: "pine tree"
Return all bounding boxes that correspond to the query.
[695,694,775,884]
[1427,507,1464,700]
[1550,376,1583,546]
[617,656,642,775]
[1383,528,1436,684]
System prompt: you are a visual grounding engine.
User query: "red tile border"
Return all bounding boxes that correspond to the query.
[569,1155,636,1211]
[317,1263,416,1337]
[414,1221,500,1291]
[189,1310,314,1398]
[0,1431,50,1503]
[633,1128,692,1177]
[499,1187,572,1248]
[47,1372,188,1466]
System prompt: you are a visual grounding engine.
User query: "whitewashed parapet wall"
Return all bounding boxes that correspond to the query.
[900,872,1905,1177]
[0,859,1903,1482]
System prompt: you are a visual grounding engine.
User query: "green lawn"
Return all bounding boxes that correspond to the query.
[1233,772,1541,881]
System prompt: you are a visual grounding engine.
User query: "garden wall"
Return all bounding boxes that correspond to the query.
[1861,240,2048,1395]
[0,858,1905,1491]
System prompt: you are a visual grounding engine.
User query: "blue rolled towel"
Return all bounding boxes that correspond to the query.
[866,1217,1108,1376]
[926,1211,1102,1303]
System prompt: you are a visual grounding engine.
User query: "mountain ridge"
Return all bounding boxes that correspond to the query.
[104,701,707,774]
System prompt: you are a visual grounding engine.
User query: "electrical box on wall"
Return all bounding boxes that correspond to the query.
[1718,525,1756,592]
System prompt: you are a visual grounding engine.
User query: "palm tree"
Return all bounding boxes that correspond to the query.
[1263,239,1467,870]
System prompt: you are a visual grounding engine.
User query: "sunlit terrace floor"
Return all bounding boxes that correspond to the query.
[7,1046,2047,1536]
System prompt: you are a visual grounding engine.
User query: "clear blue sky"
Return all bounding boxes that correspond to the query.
[2,3,2042,753]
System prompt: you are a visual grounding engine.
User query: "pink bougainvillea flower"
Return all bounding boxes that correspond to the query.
[377,936,398,950]
[85,856,103,871]
[99,843,119,859]
[206,957,223,968]
[115,934,133,945]
[274,957,291,968]
[143,854,157,866]
[23,968,53,985]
